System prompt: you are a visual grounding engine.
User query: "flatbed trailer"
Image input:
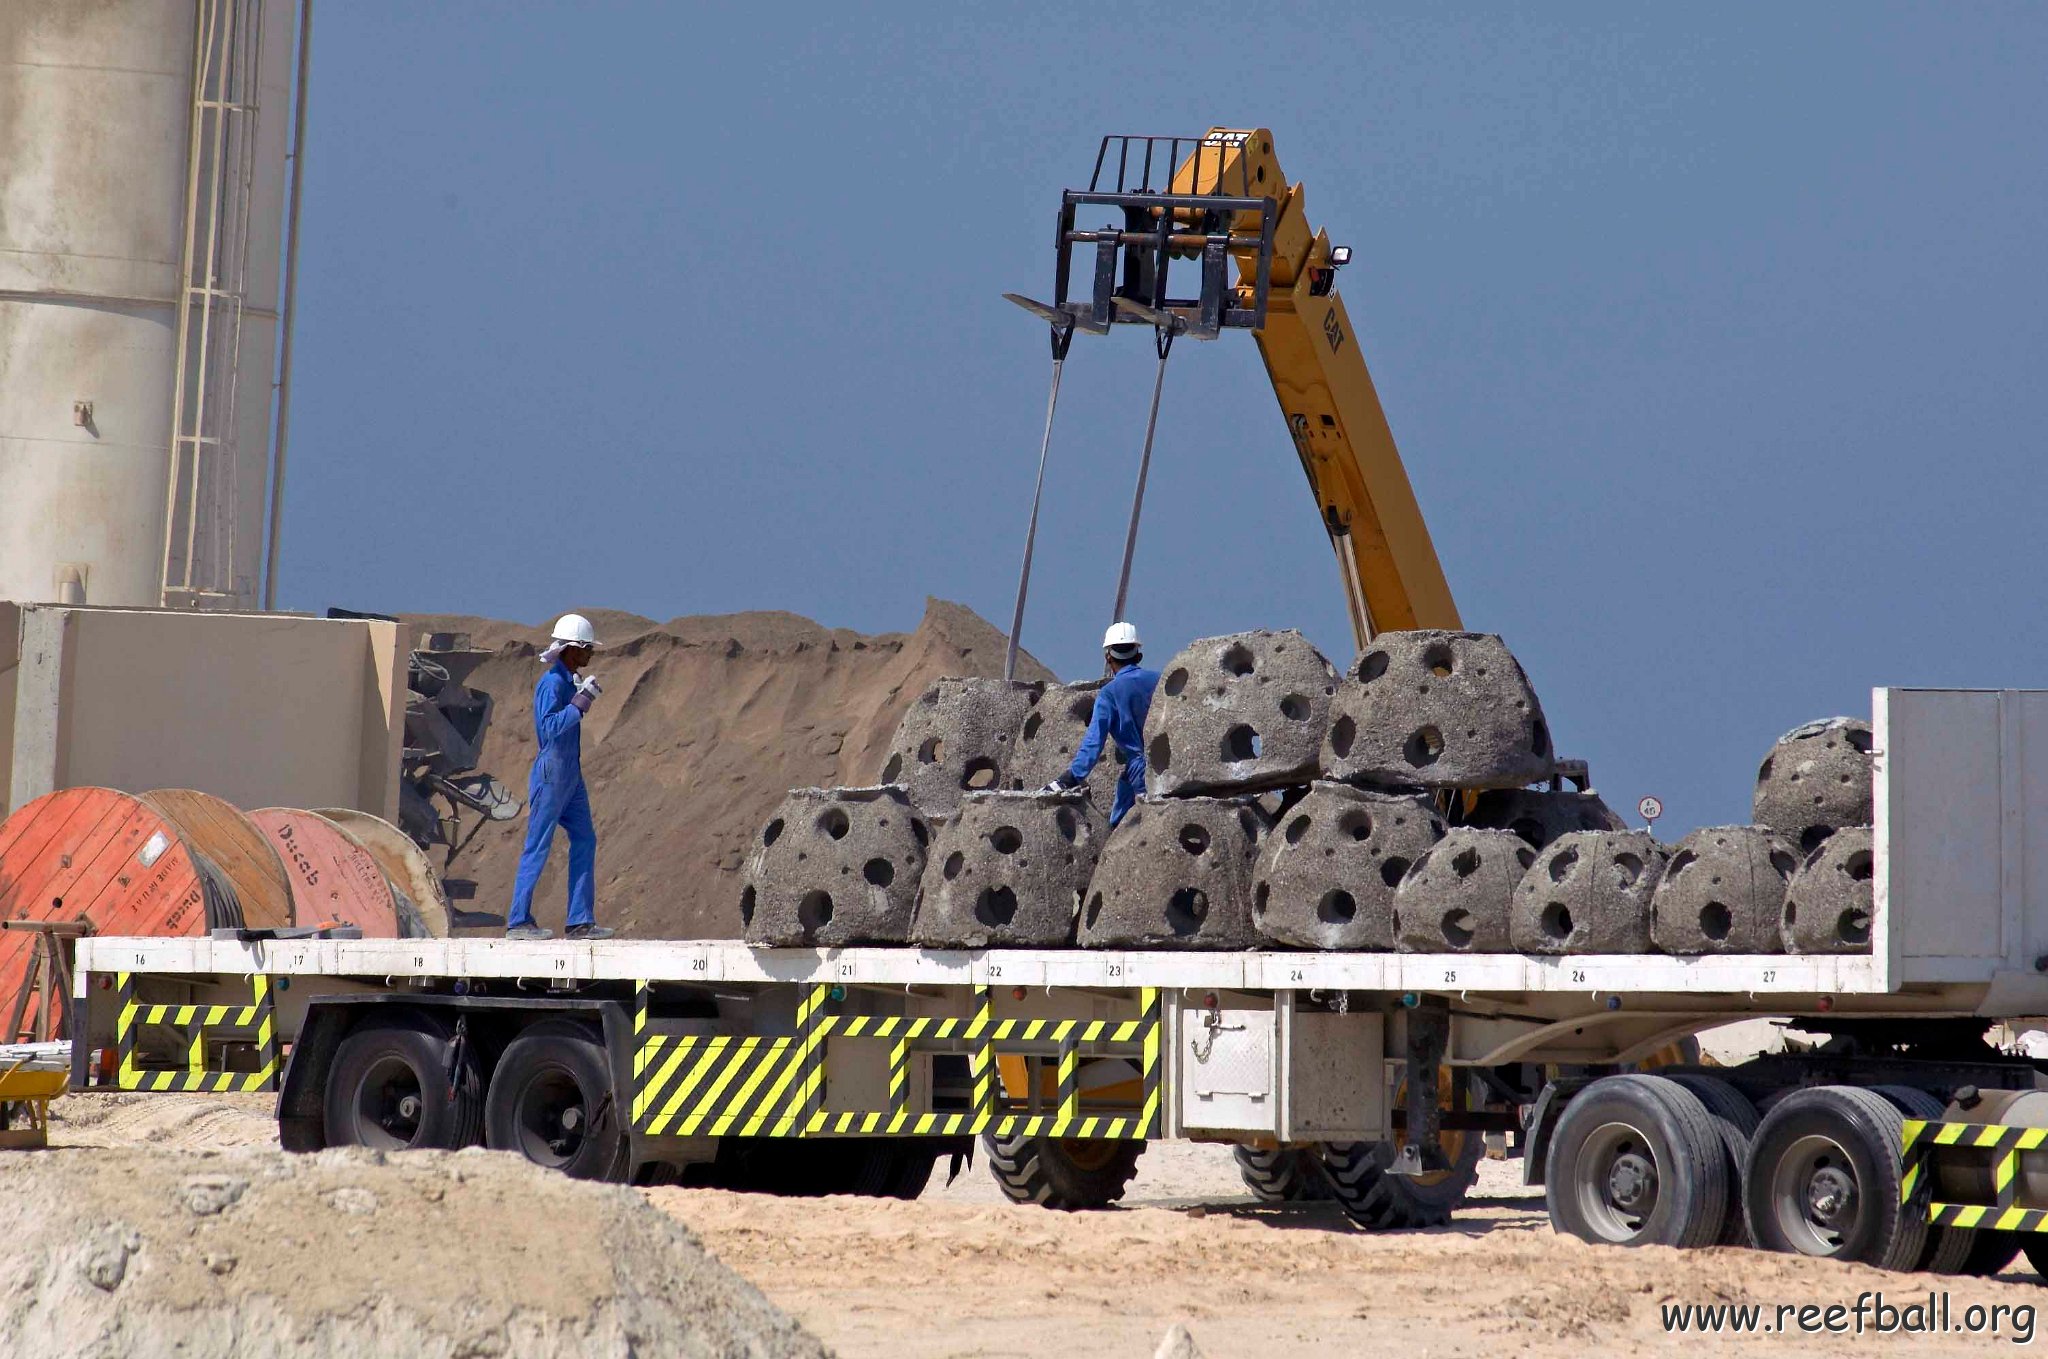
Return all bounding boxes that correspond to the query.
[59,690,2048,1270]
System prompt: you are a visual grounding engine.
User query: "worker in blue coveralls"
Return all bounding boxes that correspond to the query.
[1041,621,1158,825]
[507,613,616,940]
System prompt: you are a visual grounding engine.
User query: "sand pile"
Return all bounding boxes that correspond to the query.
[0,1145,826,1359]
[404,599,1053,939]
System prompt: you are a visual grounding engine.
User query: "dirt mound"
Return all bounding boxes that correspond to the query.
[404,599,1055,939]
[0,1145,826,1359]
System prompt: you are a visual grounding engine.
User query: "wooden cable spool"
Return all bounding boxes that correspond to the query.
[246,807,405,938]
[313,809,451,938]
[143,789,294,931]
[0,788,246,1022]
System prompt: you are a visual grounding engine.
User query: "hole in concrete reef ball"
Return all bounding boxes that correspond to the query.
[1337,810,1372,842]
[1317,889,1357,924]
[1085,892,1104,929]
[1329,716,1356,759]
[962,759,999,790]
[1421,643,1455,678]
[1838,907,1871,945]
[1846,727,1873,754]
[1220,645,1255,677]
[740,885,756,925]
[943,851,965,880]
[1548,848,1578,883]
[975,886,1018,927]
[1611,853,1642,889]
[1238,808,1260,839]
[1179,824,1211,856]
[1358,651,1389,683]
[1149,732,1172,772]
[881,755,903,783]
[798,891,835,932]
[1784,900,1798,926]
[1450,846,1480,878]
[1442,910,1475,948]
[763,818,785,847]
[1055,807,1079,843]
[1279,693,1311,721]
[1164,668,1190,697]
[1022,713,1043,741]
[1381,856,1411,888]
[1800,826,1832,855]
[1667,850,1695,879]
[863,858,894,887]
[1516,848,1535,871]
[1285,815,1312,845]
[817,808,851,840]
[918,736,946,765]
[1067,697,1095,723]
[989,826,1024,855]
[1540,901,1573,941]
[1756,756,1774,784]
[1222,726,1261,762]
[1531,720,1550,758]
[912,819,929,848]
[1404,726,1444,769]
[1769,850,1797,879]
[1254,883,1269,916]
[1699,901,1732,941]
[1167,888,1209,934]
[1510,818,1543,848]
[1845,849,1873,882]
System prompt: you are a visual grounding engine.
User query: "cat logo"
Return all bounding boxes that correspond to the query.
[1323,308,1345,354]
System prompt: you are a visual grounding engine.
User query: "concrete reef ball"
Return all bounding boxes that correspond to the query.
[1252,783,1444,950]
[1781,825,1874,954]
[742,785,929,946]
[1078,797,1266,950]
[1006,678,1124,794]
[911,790,1107,948]
[878,677,1042,816]
[1393,827,1533,953]
[1752,717,1875,854]
[1322,631,1555,791]
[1510,830,1669,955]
[1144,630,1338,797]
[1649,825,1798,955]
[1465,788,1626,850]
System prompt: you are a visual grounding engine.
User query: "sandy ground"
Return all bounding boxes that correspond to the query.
[42,1091,2048,1358]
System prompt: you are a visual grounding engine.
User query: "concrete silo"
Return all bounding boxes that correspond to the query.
[0,1,303,609]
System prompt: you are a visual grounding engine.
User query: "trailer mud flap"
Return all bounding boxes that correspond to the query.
[632,982,1162,1140]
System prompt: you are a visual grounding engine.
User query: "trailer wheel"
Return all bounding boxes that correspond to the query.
[981,1133,1144,1209]
[1233,1146,1331,1204]
[1745,1085,1926,1270]
[323,1014,482,1152]
[484,1024,628,1181]
[1669,1074,1760,1246]
[1545,1074,1728,1248]
[1964,1229,2022,1278]
[887,1144,940,1200]
[1872,1086,1974,1274]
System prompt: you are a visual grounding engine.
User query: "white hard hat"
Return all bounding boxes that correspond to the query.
[1102,621,1141,655]
[551,613,601,648]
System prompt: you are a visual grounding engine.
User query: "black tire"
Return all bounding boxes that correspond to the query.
[888,1144,939,1200]
[1745,1085,1926,1271]
[322,1013,482,1152]
[1545,1074,1729,1249]
[1669,1074,1760,1246]
[484,1023,628,1181]
[1320,1134,1483,1231]
[1964,1229,2022,1278]
[1872,1086,1973,1274]
[1233,1146,1331,1203]
[981,1134,1144,1210]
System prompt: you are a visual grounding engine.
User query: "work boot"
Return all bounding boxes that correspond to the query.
[505,924,553,941]
[566,924,616,941]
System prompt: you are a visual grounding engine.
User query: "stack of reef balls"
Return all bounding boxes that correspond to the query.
[738,629,1874,956]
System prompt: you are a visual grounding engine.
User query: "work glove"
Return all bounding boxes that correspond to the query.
[1039,772,1082,795]
[570,674,603,714]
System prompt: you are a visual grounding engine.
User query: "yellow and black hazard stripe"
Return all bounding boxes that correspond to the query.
[1903,1118,2048,1228]
[632,982,1162,1141]
[113,971,277,1093]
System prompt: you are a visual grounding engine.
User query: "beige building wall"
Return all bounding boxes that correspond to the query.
[4,605,404,820]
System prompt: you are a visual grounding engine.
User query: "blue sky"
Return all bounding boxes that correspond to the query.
[280,3,2048,834]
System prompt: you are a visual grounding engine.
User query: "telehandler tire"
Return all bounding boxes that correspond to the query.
[1232,1146,1331,1203]
[982,1133,1143,1209]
